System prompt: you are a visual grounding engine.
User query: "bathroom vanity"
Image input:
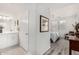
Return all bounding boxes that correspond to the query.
[0,15,19,49]
[0,32,18,49]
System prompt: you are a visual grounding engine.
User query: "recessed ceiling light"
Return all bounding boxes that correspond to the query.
[60,20,65,24]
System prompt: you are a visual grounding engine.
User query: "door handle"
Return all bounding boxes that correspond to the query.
[25,33,28,35]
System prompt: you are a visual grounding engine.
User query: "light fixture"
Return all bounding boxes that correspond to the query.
[60,20,65,24]
[0,16,2,19]
[6,17,12,20]
[3,16,6,19]
[0,15,13,20]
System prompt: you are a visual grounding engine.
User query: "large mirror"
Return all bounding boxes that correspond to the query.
[0,15,17,33]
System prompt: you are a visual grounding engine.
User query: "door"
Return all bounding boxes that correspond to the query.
[19,12,28,51]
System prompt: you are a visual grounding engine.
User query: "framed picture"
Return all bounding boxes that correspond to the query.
[40,15,49,32]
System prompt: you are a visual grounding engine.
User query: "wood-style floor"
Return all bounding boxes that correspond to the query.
[46,39,79,55]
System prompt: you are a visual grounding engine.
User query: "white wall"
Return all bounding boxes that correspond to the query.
[24,4,51,55]
[28,4,37,54]
[36,4,51,55]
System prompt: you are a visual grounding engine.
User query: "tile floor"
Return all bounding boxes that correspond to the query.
[0,46,31,55]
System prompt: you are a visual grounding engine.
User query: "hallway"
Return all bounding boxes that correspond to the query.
[44,39,69,55]
[50,39,69,55]
[0,3,79,55]
[46,39,79,55]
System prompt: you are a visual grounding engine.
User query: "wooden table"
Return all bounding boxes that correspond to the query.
[69,40,79,55]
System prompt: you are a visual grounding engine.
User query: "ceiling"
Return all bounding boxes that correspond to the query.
[0,3,27,19]
[0,3,78,19]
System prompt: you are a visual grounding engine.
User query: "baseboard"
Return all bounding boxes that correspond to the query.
[43,47,52,55]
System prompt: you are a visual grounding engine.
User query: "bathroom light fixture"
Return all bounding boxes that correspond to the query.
[0,15,13,20]
[3,16,6,19]
[0,16,2,19]
[6,16,13,20]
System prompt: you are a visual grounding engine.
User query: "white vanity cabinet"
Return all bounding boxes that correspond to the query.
[0,33,18,49]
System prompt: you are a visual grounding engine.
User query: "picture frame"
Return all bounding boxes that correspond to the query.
[40,15,49,32]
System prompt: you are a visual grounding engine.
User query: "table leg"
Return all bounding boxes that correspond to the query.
[69,47,71,55]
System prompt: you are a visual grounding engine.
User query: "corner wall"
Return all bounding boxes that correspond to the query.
[36,4,51,54]
[27,4,51,55]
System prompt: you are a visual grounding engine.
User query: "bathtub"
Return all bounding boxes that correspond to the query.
[0,32,18,49]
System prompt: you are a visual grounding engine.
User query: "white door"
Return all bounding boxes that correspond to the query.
[19,12,28,51]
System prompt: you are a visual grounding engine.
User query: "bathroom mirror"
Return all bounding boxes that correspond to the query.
[0,15,17,33]
[0,26,3,33]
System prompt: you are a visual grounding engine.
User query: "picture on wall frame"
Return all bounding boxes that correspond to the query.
[40,15,49,32]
